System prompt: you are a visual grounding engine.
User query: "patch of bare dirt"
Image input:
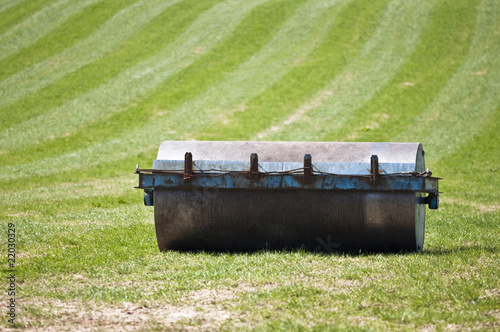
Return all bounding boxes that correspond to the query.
[13,282,283,331]
[16,297,231,331]
[183,288,237,305]
[481,288,500,299]
[420,324,437,331]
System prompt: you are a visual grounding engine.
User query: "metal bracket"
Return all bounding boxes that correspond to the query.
[425,192,439,209]
[144,189,154,206]
[250,153,259,174]
[184,152,193,181]
[304,154,312,183]
[370,155,380,183]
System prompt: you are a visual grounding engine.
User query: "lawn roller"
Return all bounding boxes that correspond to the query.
[135,141,440,252]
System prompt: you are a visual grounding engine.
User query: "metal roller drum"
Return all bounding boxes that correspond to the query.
[136,141,440,252]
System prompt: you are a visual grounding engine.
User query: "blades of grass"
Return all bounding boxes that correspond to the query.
[0,0,59,35]
[0,0,304,167]
[261,0,435,141]
[0,0,138,82]
[333,0,480,143]
[393,0,500,160]
[0,0,103,62]
[0,0,222,133]
[0,0,183,108]
[0,0,29,15]
[0,0,267,153]
[434,103,500,205]
[203,0,391,141]
[0,0,341,181]
[168,0,352,140]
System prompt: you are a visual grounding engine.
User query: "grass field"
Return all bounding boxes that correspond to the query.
[1,0,499,330]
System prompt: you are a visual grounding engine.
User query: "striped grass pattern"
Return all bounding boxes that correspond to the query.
[0,0,498,330]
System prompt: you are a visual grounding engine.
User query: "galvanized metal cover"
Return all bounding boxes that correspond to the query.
[154,141,425,175]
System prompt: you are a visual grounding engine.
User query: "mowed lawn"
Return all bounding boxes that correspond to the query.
[0,0,499,330]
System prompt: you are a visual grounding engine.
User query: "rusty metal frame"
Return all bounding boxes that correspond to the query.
[136,152,440,209]
[136,170,439,193]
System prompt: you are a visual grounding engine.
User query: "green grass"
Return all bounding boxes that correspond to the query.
[1,0,499,330]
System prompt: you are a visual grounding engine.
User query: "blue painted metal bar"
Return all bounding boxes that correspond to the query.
[136,171,439,193]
